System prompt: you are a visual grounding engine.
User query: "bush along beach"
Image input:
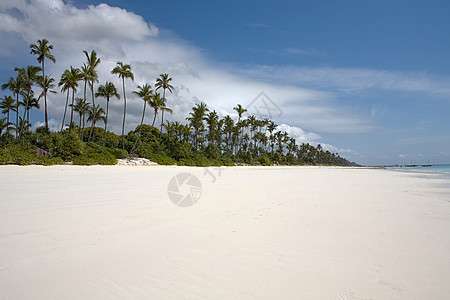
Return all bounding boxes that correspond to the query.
[0,39,357,167]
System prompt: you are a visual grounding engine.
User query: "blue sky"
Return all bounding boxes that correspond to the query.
[0,0,449,165]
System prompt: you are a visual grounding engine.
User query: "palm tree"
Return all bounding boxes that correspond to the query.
[0,118,11,135]
[111,62,134,150]
[1,75,22,138]
[130,83,153,152]
[58,67,80,132]
[0,96,16,131]
[134,92,164,152]
[87,104,106,141]
[70,97,90,140]
[186,102,209,151]
[30,39,55,130]
[37,75,57,107]
[70,97,85,132]
[157,98,173,153]
[15,65,41,136]
[95,82,120,145]
[205,110,219,146]
[233,104,247,124]
[84,50,100,109]
[155,73,174,153]
[20,92,39,124]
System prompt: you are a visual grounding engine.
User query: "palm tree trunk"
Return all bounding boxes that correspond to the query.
[61,91,69,133]
[79,114,82,134]
[103,98,109,146]
[157,109,165,154]
[157,88,166,153]
[121,78,126,151]
[69,88,75,133]
[19,91,30,137]
[131,101,146,153]
[81,114,86,141]
[42,60,48,130]
[15,93,19,138]
[133,109,157,153]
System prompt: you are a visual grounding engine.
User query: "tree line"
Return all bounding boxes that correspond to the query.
[0,39,357,166]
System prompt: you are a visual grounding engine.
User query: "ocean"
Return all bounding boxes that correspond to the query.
[394,164,450,174]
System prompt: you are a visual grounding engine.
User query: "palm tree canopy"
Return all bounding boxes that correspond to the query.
[132,83,153,102]
[0,96,16,114]
[96,82,120,100]
[155,73,174,94]
[30,39,56,64]
[14,65,42,91]
[111,62,134,80]
[87,104,106,123]
[37,75,57,99]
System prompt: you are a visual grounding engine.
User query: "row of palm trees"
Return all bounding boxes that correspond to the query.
[0,39,352,165]
[0,39,175,153]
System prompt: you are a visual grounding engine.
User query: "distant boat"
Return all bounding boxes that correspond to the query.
[406,161,417,167]
[422,160,432,167]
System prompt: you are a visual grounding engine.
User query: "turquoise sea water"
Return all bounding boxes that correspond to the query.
[394,164,450,174]
[390,164,450,187]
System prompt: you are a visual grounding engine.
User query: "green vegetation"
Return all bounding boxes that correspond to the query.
[0,39,358,167]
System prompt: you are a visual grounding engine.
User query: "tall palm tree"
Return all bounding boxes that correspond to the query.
[80,63,90,109]
[30,39,55,130]
[157,98,173,153]
[0,96,15,131]
[1,75,22,138]
[95,82,120,145]
[155,73,174,153]
[134,92,164,152]
[70,97,90,140]
[67,68,81,133]
[111,62,134,150]
[84,50,100,109]
[15,65,41,136]
[130,83,152,152]
[87,104,106,141]
[58,67,80,132]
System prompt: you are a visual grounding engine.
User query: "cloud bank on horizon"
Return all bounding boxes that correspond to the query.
[1,0,449,164]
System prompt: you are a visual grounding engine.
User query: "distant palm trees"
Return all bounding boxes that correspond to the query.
[111,62,134,150]
[30,39,55,130]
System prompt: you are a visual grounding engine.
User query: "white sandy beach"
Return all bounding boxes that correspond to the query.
[0,165,449,299]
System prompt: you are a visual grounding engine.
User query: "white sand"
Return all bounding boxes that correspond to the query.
[0,165,449,299]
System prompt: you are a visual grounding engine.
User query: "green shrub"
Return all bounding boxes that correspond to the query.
[257,155,271,166]
[145,153,176,165]
[177,158,197,166]
[107,148,128,159]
